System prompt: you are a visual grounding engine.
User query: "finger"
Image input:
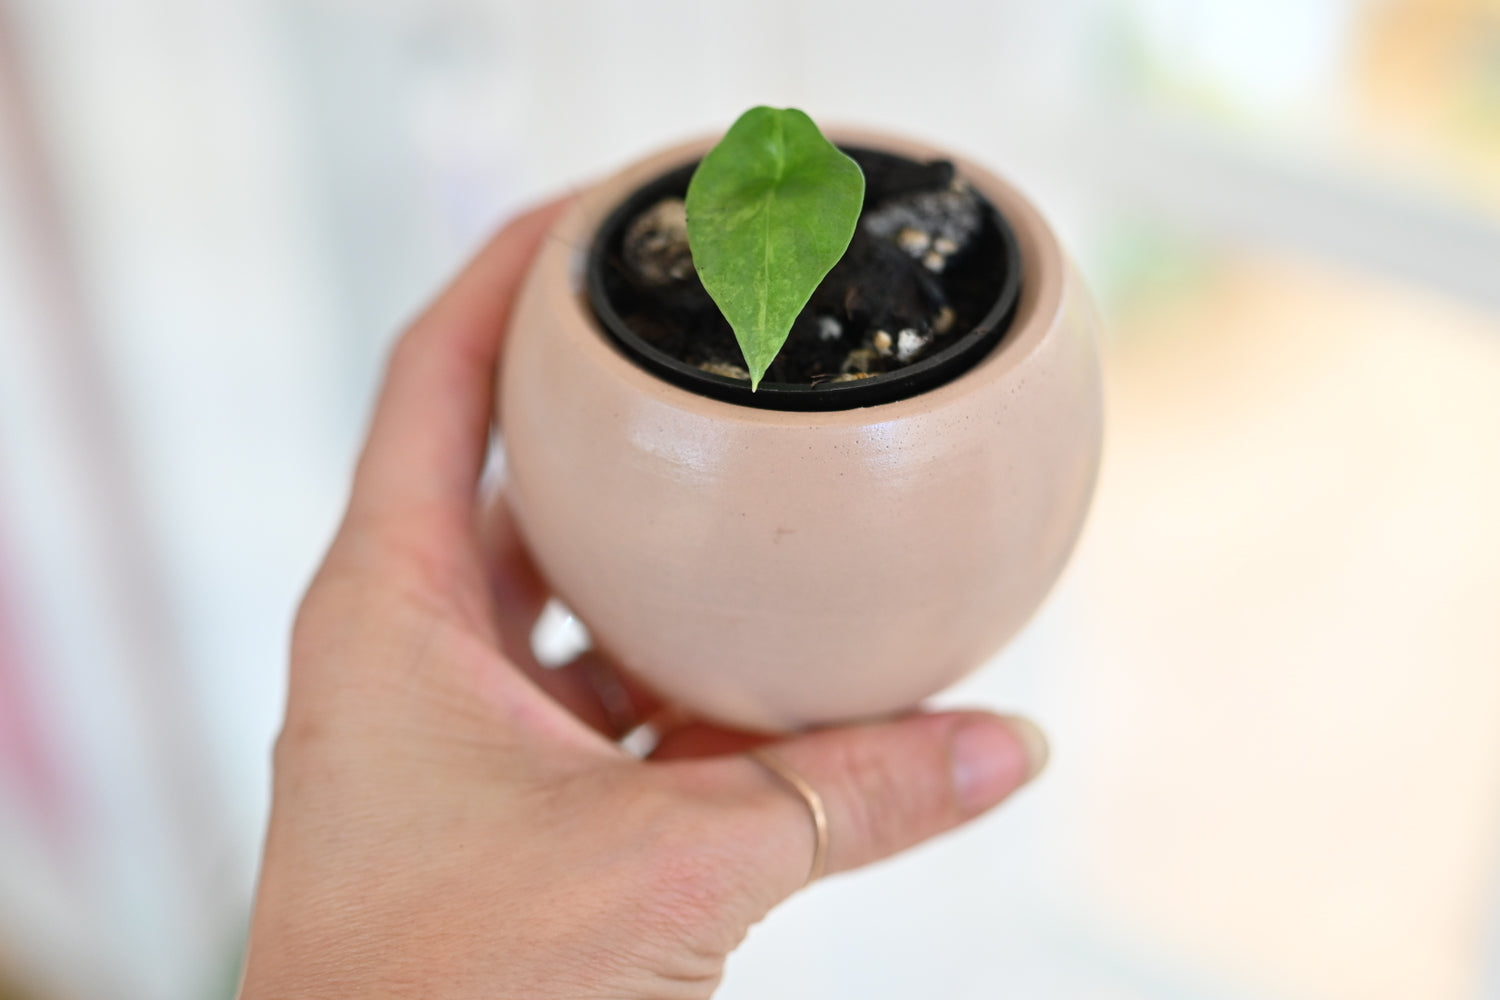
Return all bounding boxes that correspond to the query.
[479,487,551,668]
[727,712,1047,900]
[481,492,664,735]
[650,721,768,760]
[348,198,570,542]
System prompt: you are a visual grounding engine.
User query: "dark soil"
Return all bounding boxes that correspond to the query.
[595,148,1014,387]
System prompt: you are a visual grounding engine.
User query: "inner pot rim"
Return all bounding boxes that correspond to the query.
[584,144,1025,413]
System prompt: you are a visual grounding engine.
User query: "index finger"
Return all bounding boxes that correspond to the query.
[347,198,570,544]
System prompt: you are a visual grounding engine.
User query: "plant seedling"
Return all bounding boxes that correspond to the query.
[685,107,865,389]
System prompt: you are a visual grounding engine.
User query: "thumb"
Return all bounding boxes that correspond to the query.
[738,711,1048,899]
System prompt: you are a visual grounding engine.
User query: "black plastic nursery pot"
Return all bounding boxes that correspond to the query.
[586,146,1025,412]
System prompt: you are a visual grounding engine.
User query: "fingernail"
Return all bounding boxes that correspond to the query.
[950,715,1050,813]
[1004,715,1050,781]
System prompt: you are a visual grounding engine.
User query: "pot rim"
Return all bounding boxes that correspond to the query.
[533,127,1069,428]
[585,146,1025,411]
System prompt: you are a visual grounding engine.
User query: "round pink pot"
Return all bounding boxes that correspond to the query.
[499,130,1103,733]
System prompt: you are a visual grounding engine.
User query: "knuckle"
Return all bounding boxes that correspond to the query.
[268,712,349,798]
[627,791,755,954]
[644,815,737,916]
[556,781,749,991]
[270,715,323,772]
[829,737,950,864]
[831,741,910,858]
[288,587,330,665]
[287,559,369,666]
[387,323,426,374]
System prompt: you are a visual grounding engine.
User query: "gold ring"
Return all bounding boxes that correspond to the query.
[747,748,828,886]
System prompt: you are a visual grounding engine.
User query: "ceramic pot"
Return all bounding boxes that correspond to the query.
[499,130,1103,733]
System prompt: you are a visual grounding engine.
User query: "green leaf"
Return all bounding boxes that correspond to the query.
[685,107,865,390]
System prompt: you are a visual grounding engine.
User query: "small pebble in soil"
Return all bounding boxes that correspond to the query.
[872,330,894,357]
[934,305,956,334]
[623,198,693,286]
[818,316,843,342]
[842,347,879,375]
[697,359,749,380]
[897,227,931,255]
[896,328,928,362]
[863,178,982,274]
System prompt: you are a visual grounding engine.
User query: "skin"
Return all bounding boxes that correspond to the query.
[238,199,1047,1000]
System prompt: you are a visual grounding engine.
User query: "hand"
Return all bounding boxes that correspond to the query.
[238,200,1048,1000]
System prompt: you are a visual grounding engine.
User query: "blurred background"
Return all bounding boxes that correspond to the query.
[1,0,1498,997]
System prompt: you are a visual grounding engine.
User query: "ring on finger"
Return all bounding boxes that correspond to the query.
[747,747,829,886]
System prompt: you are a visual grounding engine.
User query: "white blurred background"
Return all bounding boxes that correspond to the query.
[1,1,1498,998]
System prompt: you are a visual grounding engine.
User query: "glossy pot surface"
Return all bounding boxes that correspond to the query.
[499,130,1103,732]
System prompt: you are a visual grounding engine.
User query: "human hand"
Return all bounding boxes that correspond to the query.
[238,200,1048,1000]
